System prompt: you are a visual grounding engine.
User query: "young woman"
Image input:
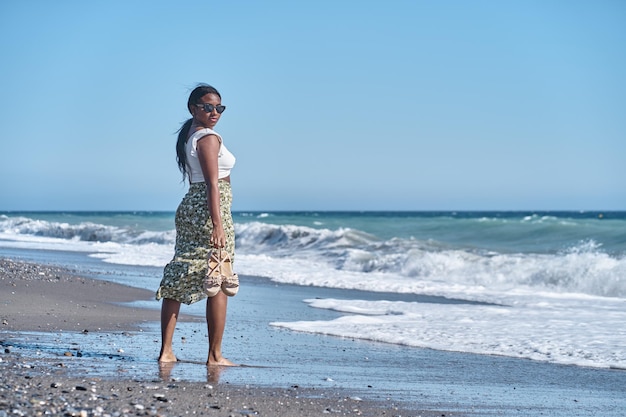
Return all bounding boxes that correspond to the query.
[156,84,237,366]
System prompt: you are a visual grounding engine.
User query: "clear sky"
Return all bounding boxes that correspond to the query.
[1,0,624,211]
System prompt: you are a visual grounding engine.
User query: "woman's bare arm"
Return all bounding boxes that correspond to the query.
[196,134,225,248]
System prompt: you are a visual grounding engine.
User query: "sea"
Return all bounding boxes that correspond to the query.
[1,210,625,371]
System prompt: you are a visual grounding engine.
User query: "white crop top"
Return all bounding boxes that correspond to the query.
[185,128,236,183]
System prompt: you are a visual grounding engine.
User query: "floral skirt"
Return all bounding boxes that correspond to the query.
[156,180,235,305]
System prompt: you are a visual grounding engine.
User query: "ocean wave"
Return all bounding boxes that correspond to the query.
[3,212,624,370]
[235,222,626,298]
[2,216,624,298]
[0,215,175,245]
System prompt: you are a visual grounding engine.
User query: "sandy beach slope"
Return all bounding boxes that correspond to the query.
[0,258,201,332]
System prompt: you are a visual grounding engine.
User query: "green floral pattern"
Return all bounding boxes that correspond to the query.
[156,181,235,305]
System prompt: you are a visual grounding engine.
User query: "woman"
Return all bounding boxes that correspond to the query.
[156,84,237,366]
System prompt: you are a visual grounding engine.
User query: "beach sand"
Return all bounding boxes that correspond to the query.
[0,258,433,416]
[1,258,178,332]
[2,257,625,417]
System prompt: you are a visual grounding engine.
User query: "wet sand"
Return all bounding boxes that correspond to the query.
[2,256,625,417]
[0,258,437,416]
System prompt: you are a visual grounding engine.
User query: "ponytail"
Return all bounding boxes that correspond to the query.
[176,118,194,182]
[175,84,222,182]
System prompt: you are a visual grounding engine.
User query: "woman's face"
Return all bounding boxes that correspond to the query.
[191,93,223,129]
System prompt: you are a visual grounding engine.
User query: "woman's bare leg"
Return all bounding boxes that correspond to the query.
[159,298,181,362]
[206,291,236,366]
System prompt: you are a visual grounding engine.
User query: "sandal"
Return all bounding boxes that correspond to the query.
[219,251,239,297]
[203,250,224,297]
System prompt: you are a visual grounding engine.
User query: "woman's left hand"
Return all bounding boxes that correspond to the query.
[210,227,226,248]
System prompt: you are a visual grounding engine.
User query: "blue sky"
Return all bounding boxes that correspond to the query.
[1,0,624,211]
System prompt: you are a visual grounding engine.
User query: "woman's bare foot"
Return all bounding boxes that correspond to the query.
[207,356,238,366]
[158,351,178,363]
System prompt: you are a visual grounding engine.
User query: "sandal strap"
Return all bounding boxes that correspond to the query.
[207,248,233,277]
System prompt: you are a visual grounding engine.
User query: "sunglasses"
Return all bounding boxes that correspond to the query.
[196,103,226,114]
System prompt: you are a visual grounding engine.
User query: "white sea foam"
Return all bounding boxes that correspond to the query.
[271,294,626,369]
[1,217,624,298]
[1,213,625,369]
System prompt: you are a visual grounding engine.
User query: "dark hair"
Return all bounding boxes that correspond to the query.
[176,84,222,181]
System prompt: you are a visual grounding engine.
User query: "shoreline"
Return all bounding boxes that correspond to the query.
[0,257,438,416]
[2,256,626,416]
